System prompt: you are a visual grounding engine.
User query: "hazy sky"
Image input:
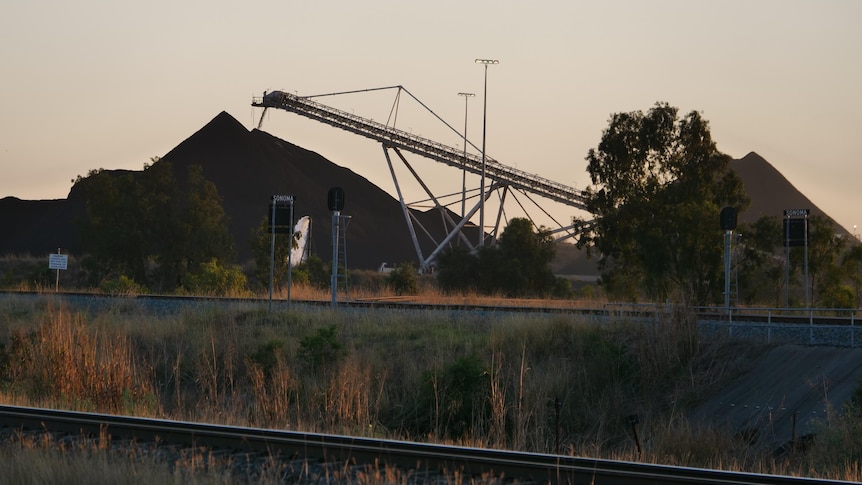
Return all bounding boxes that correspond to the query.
[2,1,860,233]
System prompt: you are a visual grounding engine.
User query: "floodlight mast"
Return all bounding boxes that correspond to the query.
[475,59,499,247]
[457,92,475,219]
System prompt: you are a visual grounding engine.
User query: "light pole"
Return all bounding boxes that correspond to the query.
[475,58,498,247]
[457,92,475,219]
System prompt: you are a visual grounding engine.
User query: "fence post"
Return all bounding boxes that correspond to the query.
[809,308,815,345]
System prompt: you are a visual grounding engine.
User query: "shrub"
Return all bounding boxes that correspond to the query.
[435,246,478,293]
[419,353,490,439]
[819,284,855,309]
[298,325,344,375]
[294,256,329,290]
[248,339,287,378]
[182,258,247,296]
[386,263,419,295]
[99,274,145,295]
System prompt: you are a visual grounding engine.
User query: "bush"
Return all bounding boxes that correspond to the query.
[99,274,146,295]
[435,246,478,293]
[819,284,855,309]
[248,339,287,378]
[386,263,419,295]
[418,353,490,439]
[551,276,575,299]
[293,256,329,290]
[435,218,562,298]
[298,325,344,375]
[182,259,247,296]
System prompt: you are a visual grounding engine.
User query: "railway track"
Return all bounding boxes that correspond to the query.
[0,405,849,484]
[1,290,859,323]
[2,289,861,350]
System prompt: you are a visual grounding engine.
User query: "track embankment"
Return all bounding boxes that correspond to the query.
[691,345,862,447]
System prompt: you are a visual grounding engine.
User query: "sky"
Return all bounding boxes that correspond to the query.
[2,1,861,235]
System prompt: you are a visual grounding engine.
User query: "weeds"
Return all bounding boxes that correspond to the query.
[4,307,153,413]
[0,298,859,481]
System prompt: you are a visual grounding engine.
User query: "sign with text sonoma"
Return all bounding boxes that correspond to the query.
[268,195,295,234]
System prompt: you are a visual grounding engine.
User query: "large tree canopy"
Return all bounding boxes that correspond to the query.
[75,159,235,291]
[579,103,749,304]
[436,218,570,298]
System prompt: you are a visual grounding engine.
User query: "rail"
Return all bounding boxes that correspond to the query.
[2,291,861,347]
[0,405,847,484]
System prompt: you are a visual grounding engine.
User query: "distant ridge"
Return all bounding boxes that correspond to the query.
[0,116,851,268]
[728,152,850,236]
[155,111,479,267]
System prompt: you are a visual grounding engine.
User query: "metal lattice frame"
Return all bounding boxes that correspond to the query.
[253,87,589,269]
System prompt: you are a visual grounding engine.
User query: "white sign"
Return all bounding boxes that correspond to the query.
[48,254,68,270]
[783,208,810,217]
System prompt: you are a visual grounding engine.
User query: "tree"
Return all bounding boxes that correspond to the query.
[75,159,235,292]
[478,218,558,296]
[736,216,785,306]
[435,245,478,294]
[803,214,847,306]
[76,166,170,286]
[435,217,569,298]
[842,243,862,308]
[250,216,299,290]
[579,103,749,304]
[153,163,235,290]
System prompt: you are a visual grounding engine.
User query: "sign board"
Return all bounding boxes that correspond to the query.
[48,254,68,270]
[268,195,295,234]
[783,209,810,217]
[783,218,808,247]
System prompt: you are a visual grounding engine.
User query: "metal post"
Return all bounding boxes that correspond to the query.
[627,414,641,456]
[331,210,340,307]
[475,59,498,247]
[804,215,810,308]
[724,230,731,310]
[785,214,790,308]
[55,248,60,292]
[479,66,487,246]
[554,397,562,455]
[792,411,798,450]
[287,201,294,309]
[458,92,474,220]
[269,201,276,312]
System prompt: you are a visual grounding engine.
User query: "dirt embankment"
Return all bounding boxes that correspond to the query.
[691,345,862,446]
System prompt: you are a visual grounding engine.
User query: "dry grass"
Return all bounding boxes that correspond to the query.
[274,277,605,309]
[0,296,859,482]
[4,307,153,414]
[0,428,289,484]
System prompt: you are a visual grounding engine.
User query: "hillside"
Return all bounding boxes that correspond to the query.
[691,345,862,447]
[0,110,486,270]
[0,114,851,271]
[728,152,850,236]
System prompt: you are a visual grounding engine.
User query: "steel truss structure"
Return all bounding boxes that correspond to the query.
[253,86,589,270]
